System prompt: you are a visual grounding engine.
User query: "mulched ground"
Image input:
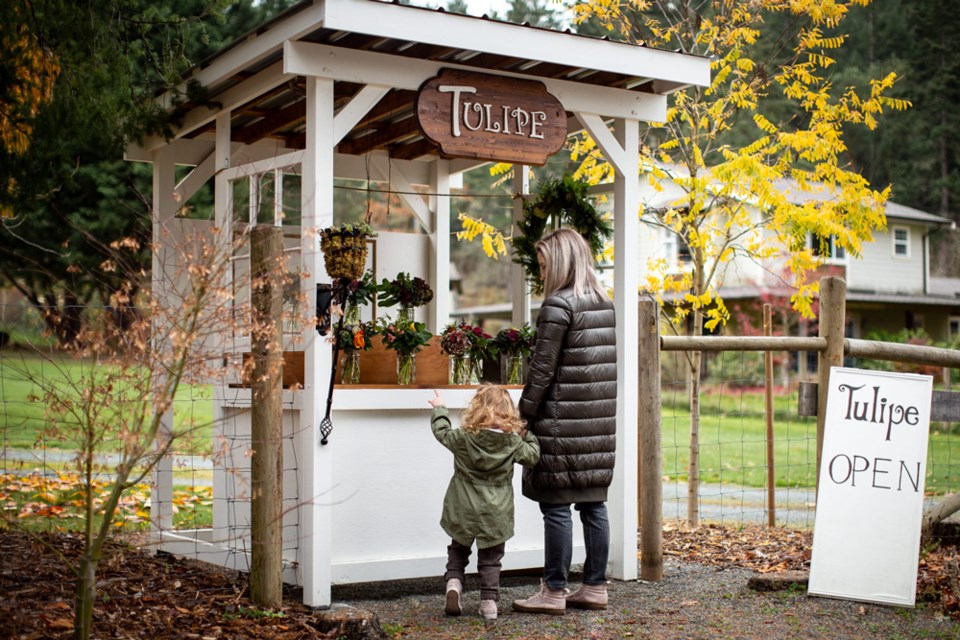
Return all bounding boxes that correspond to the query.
[1,524,959,639]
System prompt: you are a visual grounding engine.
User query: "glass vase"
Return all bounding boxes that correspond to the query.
[449,355,472,385]
[341,351,361,385]
[397,353,416,385]
[343,303,361,326]
[396,305,414,326]
[501,355,525,385]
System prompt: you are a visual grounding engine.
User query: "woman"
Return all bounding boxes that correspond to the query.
[512,227,617,615]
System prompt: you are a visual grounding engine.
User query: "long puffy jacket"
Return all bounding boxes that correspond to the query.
[519,287,617,504]
[431,407,541,548]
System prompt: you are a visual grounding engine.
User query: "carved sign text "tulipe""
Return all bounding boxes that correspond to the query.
[416,69,567,166]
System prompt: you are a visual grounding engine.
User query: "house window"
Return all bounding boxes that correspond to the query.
[950,316,960,340]
[893,226,910,257]
[810,234,846,263]
[662,230,692,266]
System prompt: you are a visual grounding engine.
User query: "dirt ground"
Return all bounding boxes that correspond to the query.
[1,524,958,640]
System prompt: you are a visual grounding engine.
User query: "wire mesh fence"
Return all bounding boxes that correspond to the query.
[2,299,958,548]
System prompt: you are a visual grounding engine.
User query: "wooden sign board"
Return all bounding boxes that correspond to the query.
[416,68,567,166]
[808,367,933,607]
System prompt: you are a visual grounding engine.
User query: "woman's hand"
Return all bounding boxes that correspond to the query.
[428,389,445,408]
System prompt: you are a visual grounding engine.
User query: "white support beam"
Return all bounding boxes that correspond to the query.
[334,85,391,146]
[428,158,451,333]
[151,61,292,146]
[610,117,640,582]
[511,166,531,328]
[576,113,631,179]
[369,153,431,232]
[298,76,336,609]
[149,143,177,546]
[175,151,215,205]
[323,0,709,89]
[284,41,668,122]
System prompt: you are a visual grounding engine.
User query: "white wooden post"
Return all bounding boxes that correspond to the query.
[299,76,336,607]
[511,165,531,327]
[610,117,640,581]
[429,158,451,332]
[211,113,233,547]
[149,142,176,544]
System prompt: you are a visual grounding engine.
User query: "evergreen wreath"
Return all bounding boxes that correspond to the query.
[512,175,613,295]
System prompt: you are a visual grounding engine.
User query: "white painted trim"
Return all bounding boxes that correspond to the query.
[168,61,292,144]
[323,0,709,88]
[429,158,451,332]
[334,85,391,146]
[610,117,640,582]
[219,150,305,182]
[576,113,629,179]
[511,166,531,327]
[154,3,326,114]
[174,151,215,205]
[298,76,336,608]
[284,41,668,122]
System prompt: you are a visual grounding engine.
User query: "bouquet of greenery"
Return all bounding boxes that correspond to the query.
[377,272,434,314]
[492,324,535,357]
[440,323,473,384]
[449,322,492,381]
[378,318,433,384]
[342,269,377,309]
[493,324,535,384]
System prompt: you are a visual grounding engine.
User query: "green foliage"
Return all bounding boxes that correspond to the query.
[377,272,434,309]
[376,318,433,356]
[512,175,612,294]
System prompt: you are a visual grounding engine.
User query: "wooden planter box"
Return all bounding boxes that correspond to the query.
[341,336,450,386]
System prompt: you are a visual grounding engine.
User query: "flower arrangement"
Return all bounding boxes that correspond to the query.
[319,222,377,280]
[493,324,536,357]
[493,324,536,384]
[342,269,377,308]
[336,319,376,384]
[377,272,434,321]
[448,321,493,382]
[440,324,473,385]
[378,318,433,385]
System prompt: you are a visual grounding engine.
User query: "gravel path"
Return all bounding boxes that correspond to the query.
[333,560,960,639]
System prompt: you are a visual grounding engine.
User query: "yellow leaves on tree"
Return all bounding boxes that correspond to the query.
[573,0,909,326]
[456,212,508,259]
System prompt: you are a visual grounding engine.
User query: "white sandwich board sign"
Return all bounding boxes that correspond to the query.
[808,367,933,607]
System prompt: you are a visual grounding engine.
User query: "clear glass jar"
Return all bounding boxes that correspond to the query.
[501,355,525,385]
[449,354,472,385]
[397,353,416,385]
[341,351,361,385]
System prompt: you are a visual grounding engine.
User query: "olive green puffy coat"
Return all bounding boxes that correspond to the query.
[431,407,540,548]
[519,288,617,504]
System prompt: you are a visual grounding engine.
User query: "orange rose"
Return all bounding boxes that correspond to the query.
[353,329,365,350]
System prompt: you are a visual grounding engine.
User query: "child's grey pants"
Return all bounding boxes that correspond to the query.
[444,539,506,601]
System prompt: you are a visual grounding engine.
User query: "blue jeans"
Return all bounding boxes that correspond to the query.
[540,502,609,590]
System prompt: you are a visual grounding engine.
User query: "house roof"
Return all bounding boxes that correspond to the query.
[641,168,955,229]
[151,0,709,163]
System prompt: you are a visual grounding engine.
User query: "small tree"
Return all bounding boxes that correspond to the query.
[6,221,236,640]
[571,0,908,526]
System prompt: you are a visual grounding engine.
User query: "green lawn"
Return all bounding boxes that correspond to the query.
[661,385,960,495]
[0,352,214,454]
[3,352,959,494]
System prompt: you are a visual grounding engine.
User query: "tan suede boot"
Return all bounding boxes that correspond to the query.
[565,583,608,610]
[512,580,566,615]
[445,578,462,616]
[479,599,498,620]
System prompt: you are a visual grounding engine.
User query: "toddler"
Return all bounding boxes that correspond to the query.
[429,385,540,621]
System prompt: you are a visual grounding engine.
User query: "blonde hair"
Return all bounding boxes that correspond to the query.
[461,384,525,435]
[537,227,608,300]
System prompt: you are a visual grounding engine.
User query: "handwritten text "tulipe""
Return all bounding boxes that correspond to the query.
[837,383,920,441]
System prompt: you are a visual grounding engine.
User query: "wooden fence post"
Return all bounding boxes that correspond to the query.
[250,224,284,608]
[816,276,846,491]
[763,304,775,527]
[638,299,662,581]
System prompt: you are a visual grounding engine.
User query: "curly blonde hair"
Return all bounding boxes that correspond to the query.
[461,384,525,435]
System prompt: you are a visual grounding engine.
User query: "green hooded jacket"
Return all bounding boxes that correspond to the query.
[431,406,541,548]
